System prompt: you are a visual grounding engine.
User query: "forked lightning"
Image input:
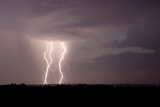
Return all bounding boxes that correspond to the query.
[43,42,67,84]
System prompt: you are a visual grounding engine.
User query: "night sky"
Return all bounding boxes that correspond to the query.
[0,0,160,84]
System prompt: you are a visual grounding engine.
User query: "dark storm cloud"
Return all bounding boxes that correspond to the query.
[27,0,160,42]
[92,52,160,73]
[67,51,160,83]
[120,10,160,50]
[1,0,159,42]
[64,0,160,83]
[100,2,160,81]
[104,1,160,50]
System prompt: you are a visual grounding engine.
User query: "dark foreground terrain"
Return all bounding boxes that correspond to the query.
[0,84,159,102]
[1,84,160,93]
[1,84,160,90]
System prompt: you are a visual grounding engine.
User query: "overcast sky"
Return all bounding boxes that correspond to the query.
[0,0,160,84]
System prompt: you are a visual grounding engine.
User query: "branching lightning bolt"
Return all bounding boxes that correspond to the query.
[43,42,67,84]
[43,42,53,84]
[58,42,67,84]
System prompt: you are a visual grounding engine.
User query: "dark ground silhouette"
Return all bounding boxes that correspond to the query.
[1,84,160,92]
[0,84,160,101]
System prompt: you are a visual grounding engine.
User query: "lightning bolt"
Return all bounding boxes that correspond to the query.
[43,42,67,84]
[58,42,67,84]
[43,42,53,84]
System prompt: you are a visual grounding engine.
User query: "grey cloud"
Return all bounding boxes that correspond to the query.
[69,45,155,63]
[27,0,160,44]
[67,51,160,83]
[70,52,160,73]
[104,2,160,51]
[1,0,159,42]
